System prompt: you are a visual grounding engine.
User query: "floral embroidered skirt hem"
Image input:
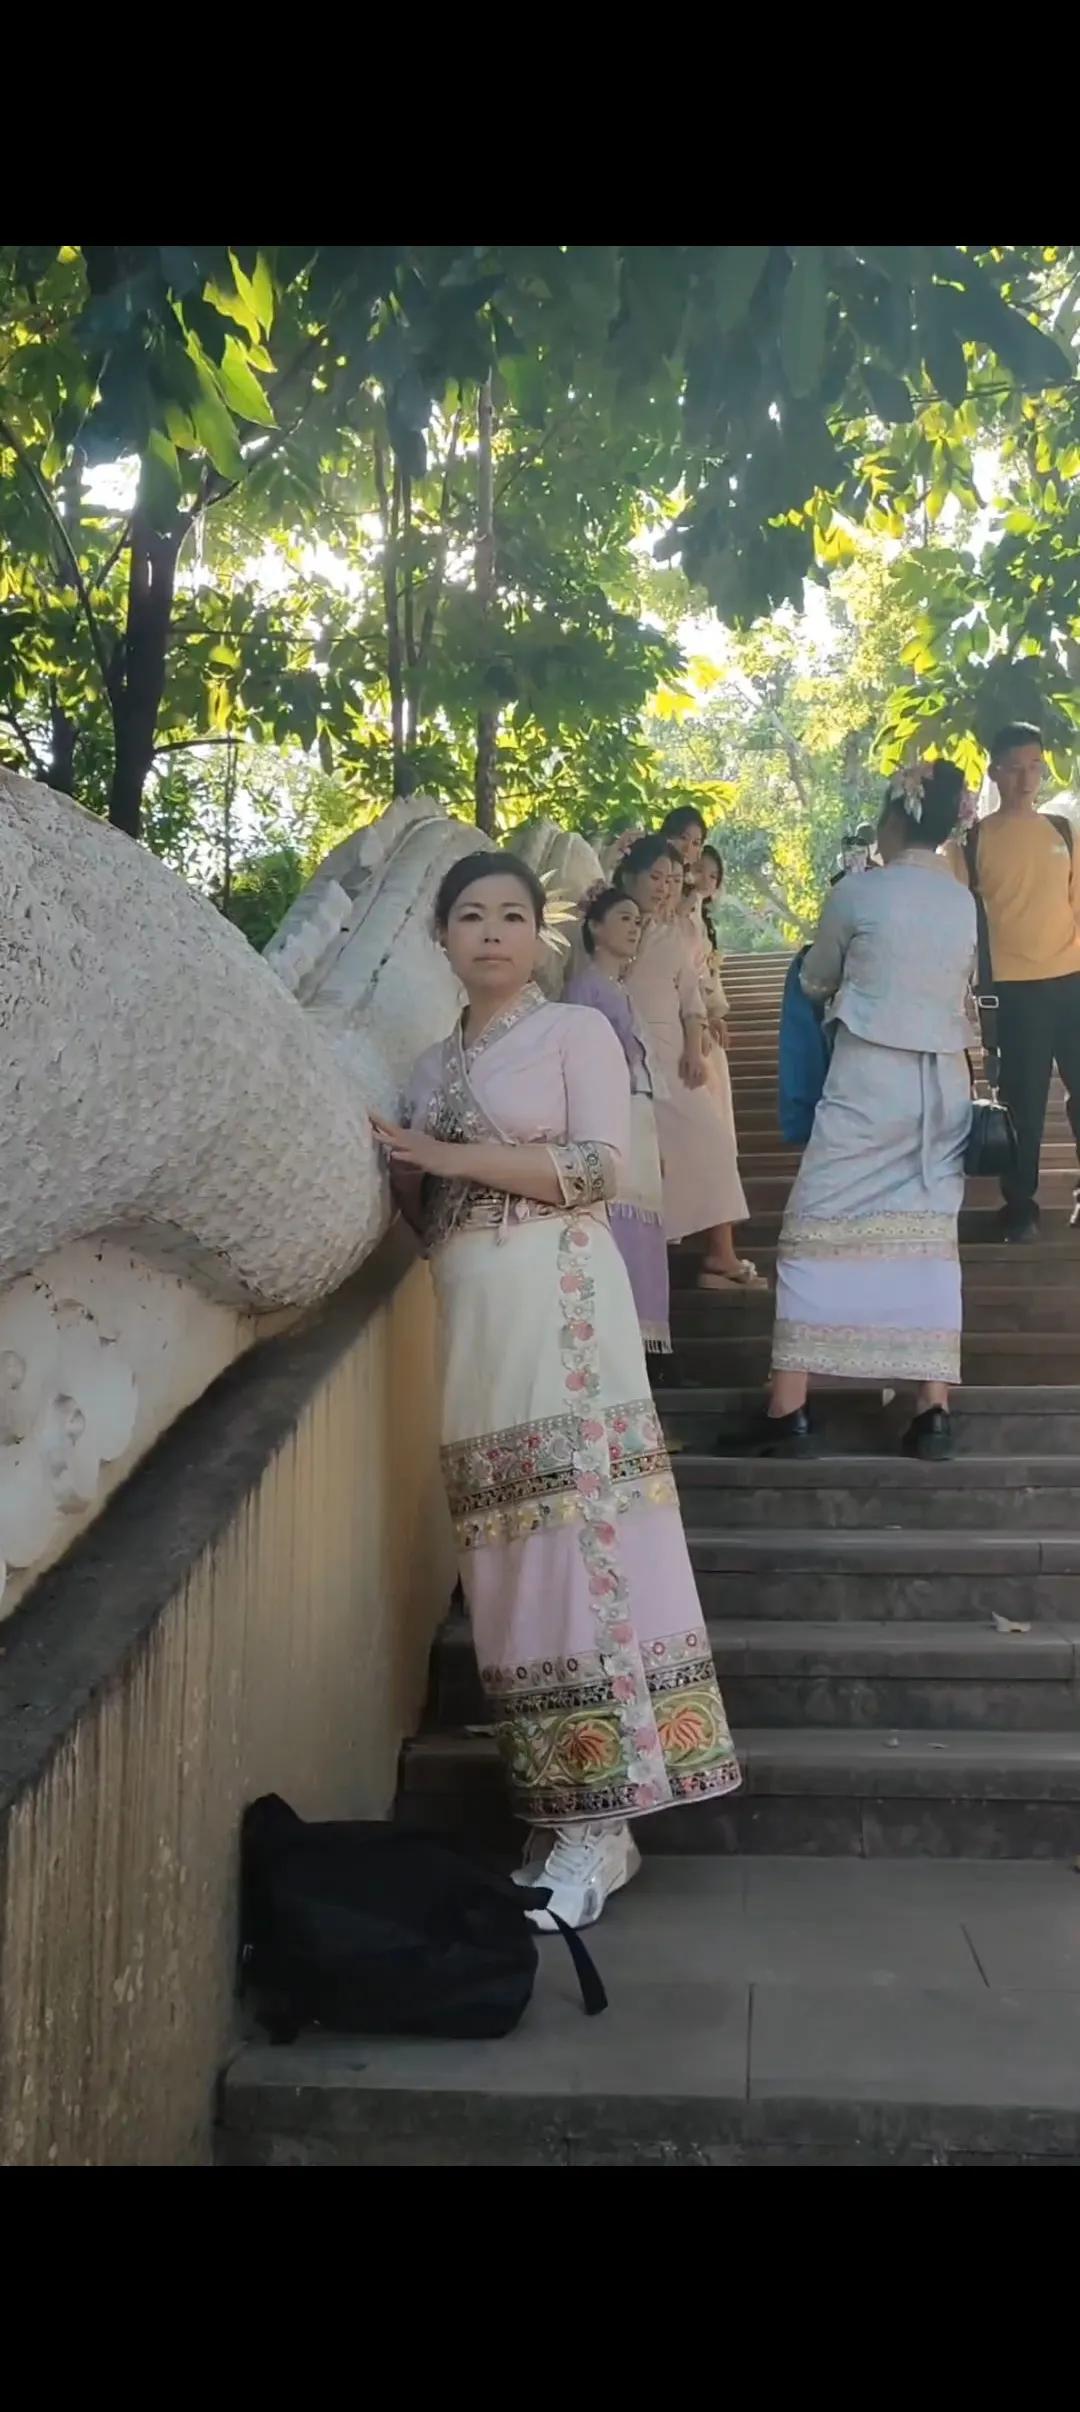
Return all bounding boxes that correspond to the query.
[772,1027,970,1385]
[610,1095,671,1354]
[433,1210,739,1827]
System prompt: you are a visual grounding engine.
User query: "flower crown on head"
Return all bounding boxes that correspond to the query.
[578,879,608,920]
[886,757,975,835]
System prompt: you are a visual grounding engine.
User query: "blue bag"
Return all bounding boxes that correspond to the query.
[778,948,831,1146]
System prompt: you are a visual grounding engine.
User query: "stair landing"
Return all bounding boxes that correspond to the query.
[220,1855,1080,2165]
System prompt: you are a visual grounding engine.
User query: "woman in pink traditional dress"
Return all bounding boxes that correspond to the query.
[690,846,731,1042]
[677,844,746,1156]
[373,852,739,1932]
[564,885,671,1356]
[616,835,762,1293]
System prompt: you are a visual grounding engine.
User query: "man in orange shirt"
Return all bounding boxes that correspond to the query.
[948,724,1080,1241]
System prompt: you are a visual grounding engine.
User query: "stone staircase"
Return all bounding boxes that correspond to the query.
[403,951,1080,1862]
[220,951,1080,2166]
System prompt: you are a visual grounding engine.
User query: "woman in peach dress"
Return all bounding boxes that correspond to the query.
[616,836,760,1292]
[677,846,744,1151]
[375,849,740,1933]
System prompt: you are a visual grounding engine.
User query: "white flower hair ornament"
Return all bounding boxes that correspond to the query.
[887,760,933,825]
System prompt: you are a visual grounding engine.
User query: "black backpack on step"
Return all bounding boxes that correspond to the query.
[239,1794,607,2044]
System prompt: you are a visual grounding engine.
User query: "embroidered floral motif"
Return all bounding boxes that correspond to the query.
[552,1218,674,1812]
[481,1628,714,1699]
[548,1139,613,1208]
[772,1318,961,1380]
[442,1399,669,1525]
[417,986,551,1253]
[453,1475,678,1552]
[780,1211,958,1260]
[489,1670,742,1825]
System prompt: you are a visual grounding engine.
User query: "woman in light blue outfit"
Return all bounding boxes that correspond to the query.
[765,760,977,1462]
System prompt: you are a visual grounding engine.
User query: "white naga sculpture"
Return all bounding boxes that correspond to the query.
[0,771,600,1614]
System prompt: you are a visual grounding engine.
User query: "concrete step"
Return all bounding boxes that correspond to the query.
[667,1285,1080,1335]
[660,1382,1080,1456]
[674,1453,1080,1532]
[216,1857,1080,2165]
[396,1727,1080,1858]
[671,1244,1080,1289]
[427,1615,1080,1735]
[666,1332,1080,1385]
[686,1525,1080,1626]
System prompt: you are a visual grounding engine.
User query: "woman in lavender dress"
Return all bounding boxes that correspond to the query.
[565,886,671,1355]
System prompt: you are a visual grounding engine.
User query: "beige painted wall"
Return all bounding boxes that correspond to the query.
[0,1248,453,2166]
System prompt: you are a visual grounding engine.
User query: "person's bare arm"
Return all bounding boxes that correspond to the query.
[372,1120,617,1206]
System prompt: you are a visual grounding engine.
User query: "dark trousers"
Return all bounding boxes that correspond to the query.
[996,972,1080,1207]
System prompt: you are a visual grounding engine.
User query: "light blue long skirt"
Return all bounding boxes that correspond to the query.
[772,1025,971,1384]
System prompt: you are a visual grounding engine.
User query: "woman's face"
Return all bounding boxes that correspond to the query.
[698,855,721,900]
[669,822,704,868]
[621,857,671,917]
[595,897,641,963]
[440,875,539,995]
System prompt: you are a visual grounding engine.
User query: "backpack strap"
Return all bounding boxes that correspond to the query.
[548,1911,608,2017]
[518,1886,608,2016]
[964,823,1001,1090]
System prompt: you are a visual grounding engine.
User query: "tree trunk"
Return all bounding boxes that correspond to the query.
[221,736,237,914]
[48,694,77,796]
[474,371,498,835]
[374,435,409,797]
[107,510,182,839]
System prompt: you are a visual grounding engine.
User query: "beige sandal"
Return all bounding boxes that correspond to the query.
[697,1258,767,1293]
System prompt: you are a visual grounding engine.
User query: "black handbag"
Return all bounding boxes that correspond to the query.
[963,826,1019,1181]
[966,1092,1017,1179]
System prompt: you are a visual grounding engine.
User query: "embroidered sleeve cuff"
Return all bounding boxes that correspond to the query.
[548,1140,616,1206]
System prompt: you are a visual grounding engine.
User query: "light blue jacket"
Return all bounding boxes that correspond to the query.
[800,856,977,1056]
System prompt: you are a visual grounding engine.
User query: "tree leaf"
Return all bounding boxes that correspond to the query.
[781,248,827,399]
[215,335,276,428]
[921,298,968,408]
[863,364,913,426]
[713,246,770,335]
[190,355,245,479]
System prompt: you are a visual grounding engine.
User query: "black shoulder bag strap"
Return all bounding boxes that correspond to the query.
[511,1883,608,2016]
[965,824,1001,1091]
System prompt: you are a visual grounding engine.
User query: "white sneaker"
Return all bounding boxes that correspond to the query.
[512,1822,641,1931]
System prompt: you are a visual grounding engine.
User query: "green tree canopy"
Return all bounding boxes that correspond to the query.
[1,242,1076,877]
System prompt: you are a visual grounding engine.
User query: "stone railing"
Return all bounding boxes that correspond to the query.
[0,773,597,1616]
[0,774,599,2162]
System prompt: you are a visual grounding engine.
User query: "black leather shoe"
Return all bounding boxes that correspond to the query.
[902,1407,953,1463]
[758,1406,816,1459]
[999,1201,1040,1243]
